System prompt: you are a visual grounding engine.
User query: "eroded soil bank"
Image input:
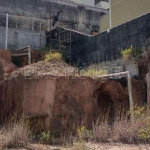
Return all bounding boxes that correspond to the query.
[0,69,146,133]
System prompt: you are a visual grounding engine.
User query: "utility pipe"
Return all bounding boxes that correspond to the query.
[28,46,31,64]
[5,13,8,50]
[98,71,134,124]
[109,0,112,29]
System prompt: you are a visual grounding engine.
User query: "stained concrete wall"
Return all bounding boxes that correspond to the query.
[71,13,150,73]
[0,0,107,50]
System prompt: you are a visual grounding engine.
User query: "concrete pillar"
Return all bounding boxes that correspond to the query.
[77,5,86,33]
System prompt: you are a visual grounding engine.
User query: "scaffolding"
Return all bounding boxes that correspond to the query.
[39,5,72,64]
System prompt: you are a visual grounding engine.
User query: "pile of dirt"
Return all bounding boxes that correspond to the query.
[130,78,147,106]
[95,78,146,121]
[0,58,17,80]
[7,59,75,79]
[0,49,11,61]
[0,50,17,80]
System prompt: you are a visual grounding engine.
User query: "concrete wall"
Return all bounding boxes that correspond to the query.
[95,1,109,9]
[76,0,94,6]
[69,0,95,6]
[89,58,139,76]
[0,0,107,50]
[71,13,150,76]
[99,0,150,32]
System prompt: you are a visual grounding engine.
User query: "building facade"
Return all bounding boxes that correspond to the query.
[0,0,107,50]
[99,0,150,33]
[68,0,109,9]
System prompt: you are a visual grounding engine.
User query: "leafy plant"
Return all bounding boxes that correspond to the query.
[77,126,93,142]
[40,130,60,144]
[121,46,143,63]
[139,127,150,141]
[40,131,54,144]
[44,51,62,61]
[121,46,133,62]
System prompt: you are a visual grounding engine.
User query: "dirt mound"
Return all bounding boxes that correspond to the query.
[95,78,146,121]
[130,78,146,106]
[7,59,75,79]
[0,50,17,80]
[0,50,11,61]
[0,58,17,80]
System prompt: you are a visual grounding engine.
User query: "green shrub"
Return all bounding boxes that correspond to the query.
[121,46,133,61]
[77,126,93,142]
[139,127,150,141]
[40,130,60,144]
[44,52,62,61]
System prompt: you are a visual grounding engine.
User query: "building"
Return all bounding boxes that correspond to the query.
[0,0,107,50]
[99,0,150,33]
[68,0,109,9]
[67,0,95,7]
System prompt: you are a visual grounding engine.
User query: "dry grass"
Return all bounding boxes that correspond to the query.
[72,142,90,150]
[44,52,62,61]
[1,107,149,149]
[55,107,150,149]
[0,115,31,148]
[92,107,150,144]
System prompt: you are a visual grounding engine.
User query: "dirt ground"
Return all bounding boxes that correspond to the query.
[3,143,150,150]
[30,143,150,150]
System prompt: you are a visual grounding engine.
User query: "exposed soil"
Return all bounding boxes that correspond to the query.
[0,50,17,80]
[7,59,75,80]
[31,143,150,150]
[2,143,150,150]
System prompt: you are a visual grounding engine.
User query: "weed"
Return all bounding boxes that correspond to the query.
[0,115,31,148]
[139,127,150,141]
[92,106,150,143]
[121,46,133,62]
[44,51,62,61]
[40,130,60,144]
[77,126,93,142]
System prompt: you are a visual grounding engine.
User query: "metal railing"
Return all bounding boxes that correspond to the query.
[11,46,31,64]
[98,71,134,124]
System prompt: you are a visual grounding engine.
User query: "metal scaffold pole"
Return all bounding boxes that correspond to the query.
[5,13,8,50]
[38,1,72,64]
[98,71,134,125]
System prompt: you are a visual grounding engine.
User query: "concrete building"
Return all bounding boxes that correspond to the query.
[95,1,109,9]
[71,0,95,6]
[68,0,109,9]
[99,0,150,33]
[0,0,107,50]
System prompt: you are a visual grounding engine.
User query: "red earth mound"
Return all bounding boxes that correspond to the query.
[0,50,17,81]
[0,49,11,61]
[7,59,75,80]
